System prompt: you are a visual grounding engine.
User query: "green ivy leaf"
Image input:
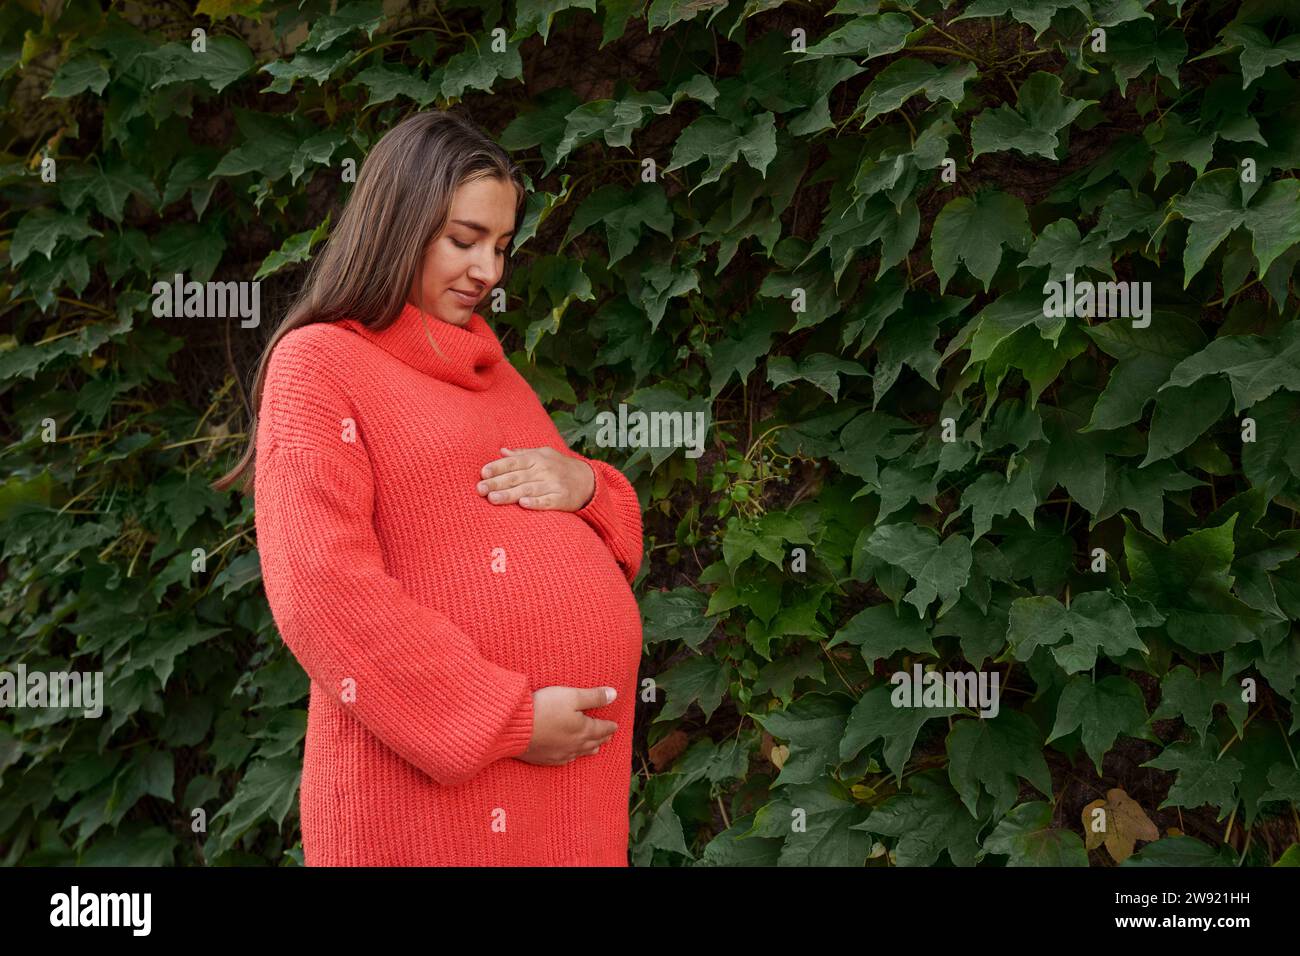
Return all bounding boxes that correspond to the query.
[654,653,729,722]
[864,523,972,618]
[10,208,103,267]
[440,34,525,99]
[1007,590,1148,674]
[641,586,716,650]
[1151,665,1248,742]
[983,801,1089,866]
[298,0,385,51]
[143,36,253,92]
[805,13,913,60]
[666,112,778,193]
[1092,459,1203,540]
[1142,740,1243,818]
[746,780,873,866]
[60,160,160,223]
[46,51,110,97]
[259,47,353,93]
[1082,313,1207,431]
[1174,170,1300,286]
[563,182,674,267]
[754,693,853,786]
[841,683,961,780]
[1047,674,1157,774]
[930,190,1031,293]
[106,751,174,829]
[954,464,1039,542]
[1019,219,1115,282]
[952,0,1089,37]
[1122,835,1235,866]
[970,72,1096,160]
[349,62,439,107]
[1221,22,1300,87]
[207,753,301,858]
[851,57,976,128]
[860,769,984,866]
[254,216,330,280]
[766,352,869,401]
[946,710,1053,819]
[1161,321,1300,415]
[829,603,937,668]
[1105,19,1186,96]
[1147,113,1216,187]
[1141,379,1232,466]
[1124,515,1266,653]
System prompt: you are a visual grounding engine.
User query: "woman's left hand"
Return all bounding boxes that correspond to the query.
[476,446,596,512]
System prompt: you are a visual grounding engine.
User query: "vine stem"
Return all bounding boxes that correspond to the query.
[56,478,106,516]
[1206,277,1259,307]
[899,4,981,58]
[904,45,983,63]
[208,528,255,559]
[820,642,860,699]
[1216,705,1261,758]
[159,434,245,451]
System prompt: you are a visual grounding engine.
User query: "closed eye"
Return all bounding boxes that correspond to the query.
[451,238,508,256]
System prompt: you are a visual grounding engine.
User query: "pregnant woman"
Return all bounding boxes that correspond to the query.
[212,110,645,866]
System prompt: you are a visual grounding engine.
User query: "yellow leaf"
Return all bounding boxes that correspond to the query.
[21,29,54,67]
[195,0,264,22]
[1081,787,1159,863]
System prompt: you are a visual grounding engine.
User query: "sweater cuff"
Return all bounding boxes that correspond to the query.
[483,685,535,762]
[573,457,622,539]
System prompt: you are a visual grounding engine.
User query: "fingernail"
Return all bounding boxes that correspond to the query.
[489,491,501,501]
[605,687,616,704]
[476,482,486,492]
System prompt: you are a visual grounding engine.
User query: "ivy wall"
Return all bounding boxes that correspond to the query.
[2,0,1299,866]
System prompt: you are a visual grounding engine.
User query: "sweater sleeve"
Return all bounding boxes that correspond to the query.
[253,346,534,788]
[564,452,644,584]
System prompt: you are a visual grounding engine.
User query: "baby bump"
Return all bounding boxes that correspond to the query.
[469,507,644,692]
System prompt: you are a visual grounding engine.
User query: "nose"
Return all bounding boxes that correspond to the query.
[467,246,499,285]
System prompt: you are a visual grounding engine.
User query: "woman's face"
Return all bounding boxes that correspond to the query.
[409,175,518,326]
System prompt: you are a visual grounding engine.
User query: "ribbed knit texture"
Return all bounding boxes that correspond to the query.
[253,302,644,866]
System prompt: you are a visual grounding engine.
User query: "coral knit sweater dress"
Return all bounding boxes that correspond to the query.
[252,302,645,866]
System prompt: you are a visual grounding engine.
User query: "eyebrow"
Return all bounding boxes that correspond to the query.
[450,219,515,239]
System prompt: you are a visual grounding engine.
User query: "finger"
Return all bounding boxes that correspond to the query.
[480,452,533,480]
[478,470,532,498]
[487,481,550,505]
[518,490,564,509]
[574,686,617,710]
[584,717,618,739]
[499,445,546,461]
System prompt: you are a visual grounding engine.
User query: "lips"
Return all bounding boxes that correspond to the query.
[449,288,480,306]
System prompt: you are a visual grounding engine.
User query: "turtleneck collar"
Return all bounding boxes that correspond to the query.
[339,302,504,390]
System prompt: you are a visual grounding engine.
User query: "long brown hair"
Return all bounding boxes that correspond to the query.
[211,109,527,493]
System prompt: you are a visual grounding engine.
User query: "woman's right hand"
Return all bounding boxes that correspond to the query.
[517,685,618,766]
